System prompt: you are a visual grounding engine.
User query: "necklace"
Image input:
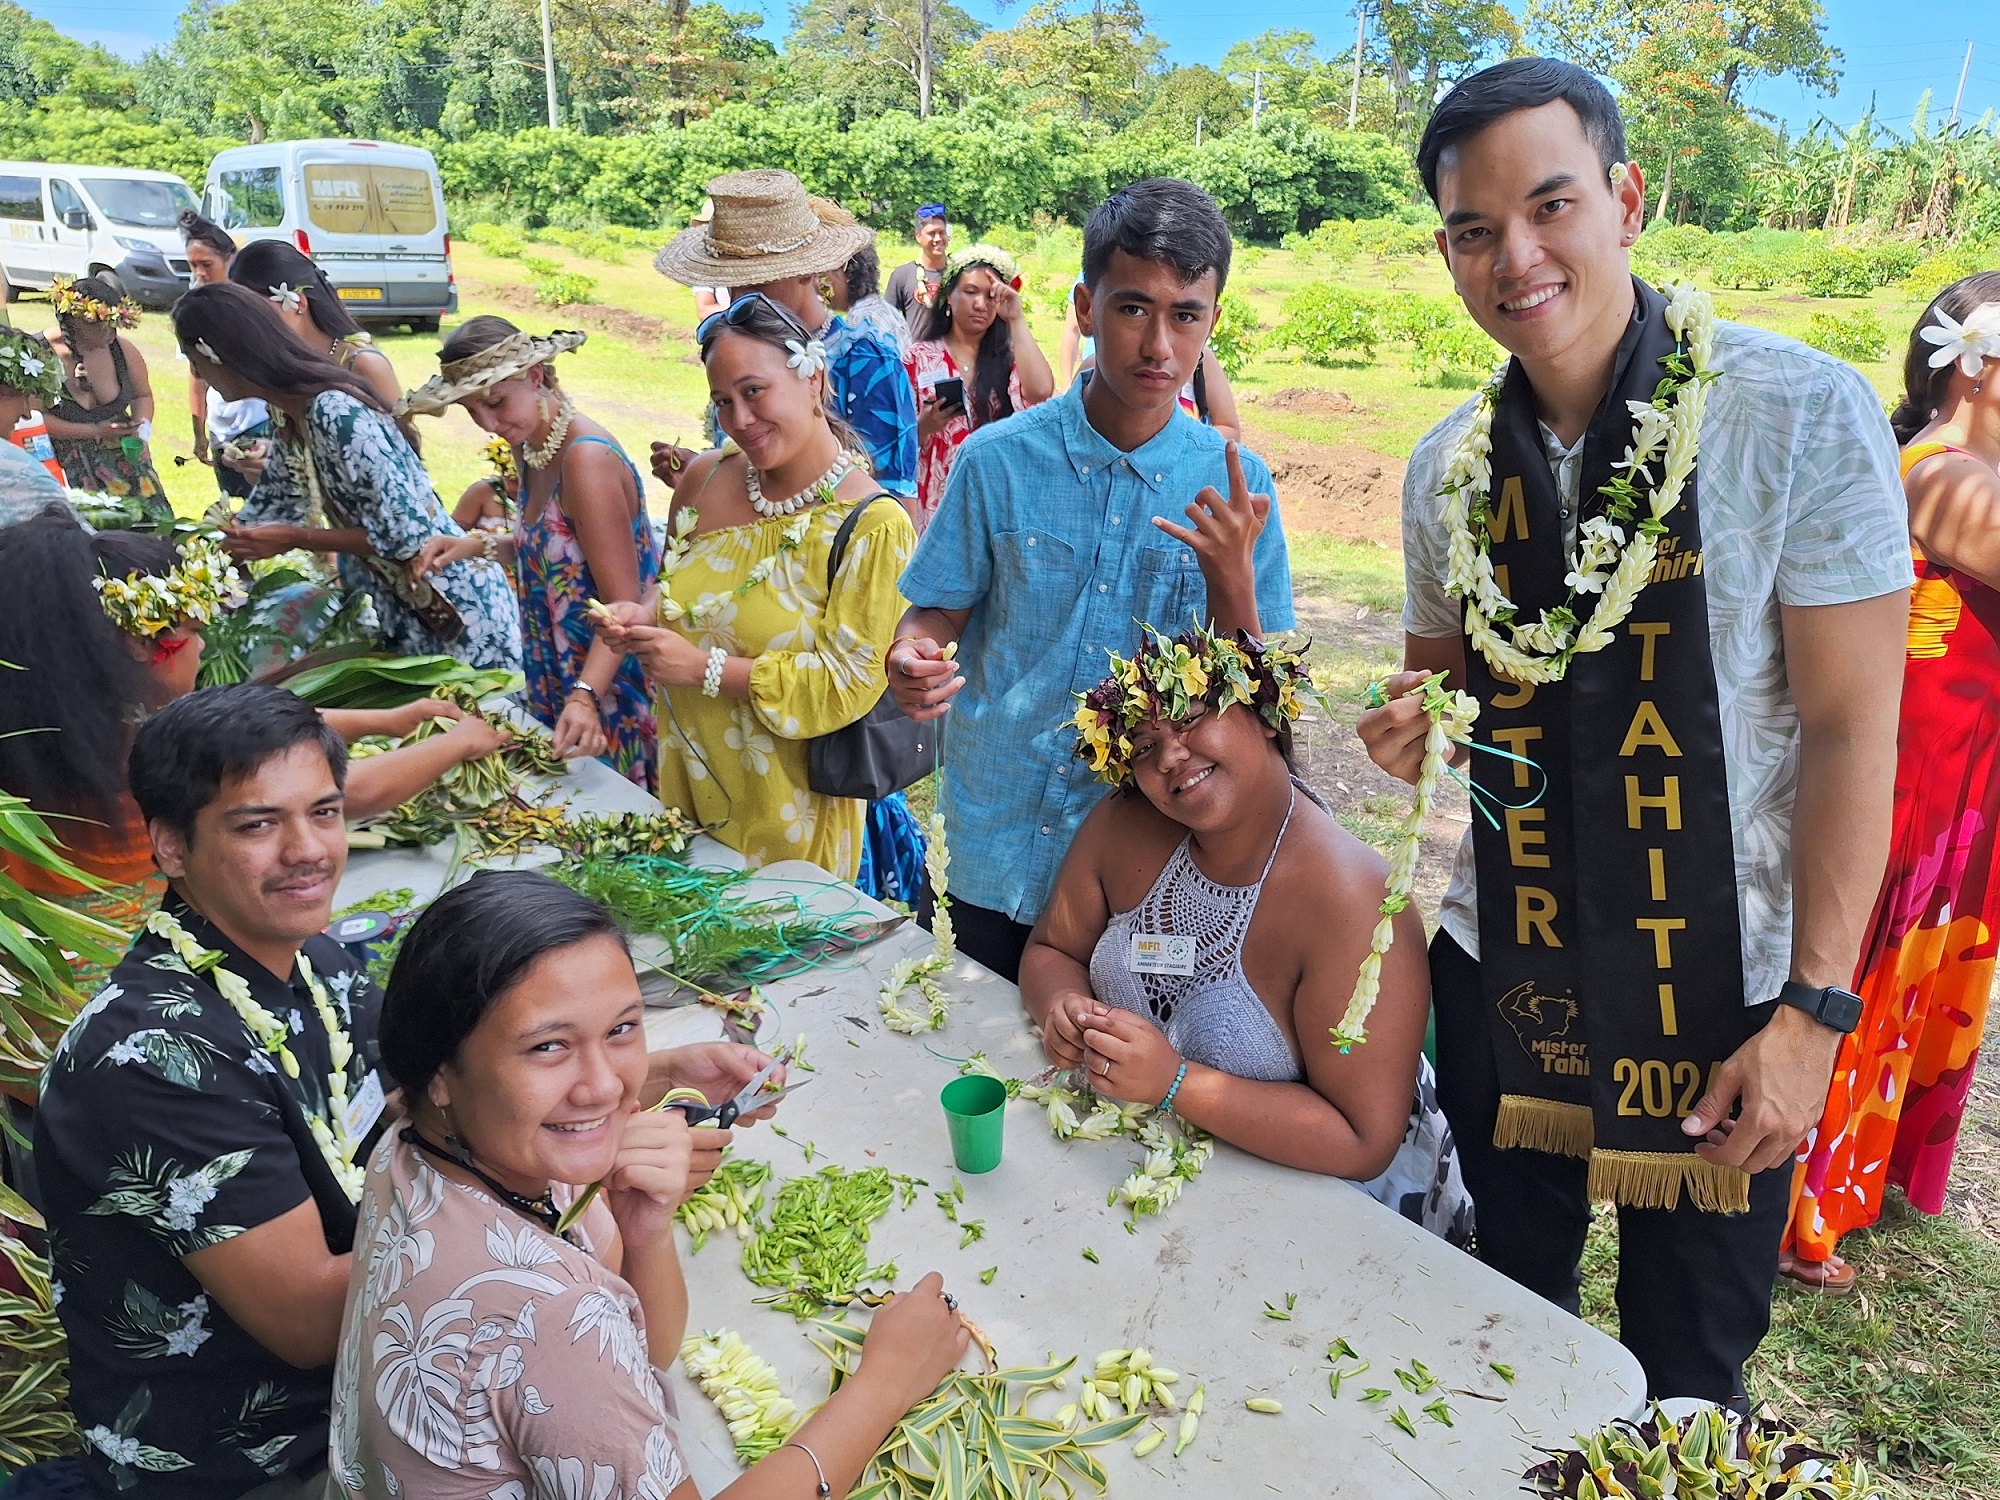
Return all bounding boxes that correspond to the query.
[746,447,863,518]
[146,910,365,1201]
[1440,281,1718,686]
[655,508,813,628]
[525,392,576,470]
[401,1126,571,1241]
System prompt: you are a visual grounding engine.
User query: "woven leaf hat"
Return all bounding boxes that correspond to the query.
[397,327,586,418]
[653,169,875,287]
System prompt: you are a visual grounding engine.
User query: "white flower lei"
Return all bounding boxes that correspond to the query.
[653,507,813,628]
[1441,282,1719,684]
[1333,675,1478,1051]
[881,668,956,1034]
[145,911,366,1201]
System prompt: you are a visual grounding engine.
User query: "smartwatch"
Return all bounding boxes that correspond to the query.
[1774,980,1863,1034]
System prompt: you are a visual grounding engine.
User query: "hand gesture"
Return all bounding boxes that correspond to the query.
[591,599,654,654]
[1152,441,1268,598]
[650,441,698,489]
[612,623,700,687]
[1356,669,1443,787]
[551,694,608,760]
[1080,1006,1182,1107]
[886,636,962,723]
[916,399,961,444]
[1680,1005,1846,1174]
[991,281,1026,325]
[854,1272,972,1408]
[603,1106,696,1246]
[1040,991,1102,1071]
[414,534,472,577]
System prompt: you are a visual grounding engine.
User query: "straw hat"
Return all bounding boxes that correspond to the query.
[398,328,586,418]
[653,169,875,287]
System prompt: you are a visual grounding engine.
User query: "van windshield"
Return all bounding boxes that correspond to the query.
[80,177,198,229]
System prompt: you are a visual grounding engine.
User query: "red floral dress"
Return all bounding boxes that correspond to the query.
[903,340,1024,530]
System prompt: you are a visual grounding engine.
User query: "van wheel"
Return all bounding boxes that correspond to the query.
[410,316,441,333]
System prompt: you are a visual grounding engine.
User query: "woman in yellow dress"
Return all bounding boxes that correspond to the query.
[599,294,919,886]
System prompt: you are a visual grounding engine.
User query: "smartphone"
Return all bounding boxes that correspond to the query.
[932,377,965,411]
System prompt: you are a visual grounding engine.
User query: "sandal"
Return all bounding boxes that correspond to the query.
[1778,1250,1857,1295]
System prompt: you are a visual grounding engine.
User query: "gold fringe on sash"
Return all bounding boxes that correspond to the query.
[1585,1149,1752,1215]
[1492,1095,1594,1160]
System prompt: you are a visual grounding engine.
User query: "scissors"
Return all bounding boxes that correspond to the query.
[665,1056,810,1128]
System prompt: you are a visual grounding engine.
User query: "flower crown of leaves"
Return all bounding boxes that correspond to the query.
[0,327,61,406]
[1069,620,1322,786]
[51,276,141,329]
[484,433,518,478]
[945,243,1023,289]
[94,534,248,640]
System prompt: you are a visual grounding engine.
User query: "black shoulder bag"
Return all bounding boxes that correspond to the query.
[806,495,937,800]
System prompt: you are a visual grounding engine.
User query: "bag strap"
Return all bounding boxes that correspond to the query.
[826,493,895,589]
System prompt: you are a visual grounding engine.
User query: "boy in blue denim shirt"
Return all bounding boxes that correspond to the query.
[890,179,1294,980]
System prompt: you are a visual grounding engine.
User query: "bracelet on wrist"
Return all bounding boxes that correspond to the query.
[1158,1060,1188,1114]
[701,646,727,698]
[568,680,600,708]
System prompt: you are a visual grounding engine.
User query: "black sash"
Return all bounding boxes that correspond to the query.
[1462,280,1753,1213]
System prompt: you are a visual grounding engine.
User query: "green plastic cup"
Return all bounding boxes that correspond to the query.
[940,1074,1007,1174]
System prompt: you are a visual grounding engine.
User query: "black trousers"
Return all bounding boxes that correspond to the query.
[1429,929,1790,1404]
[931,898,1034,984]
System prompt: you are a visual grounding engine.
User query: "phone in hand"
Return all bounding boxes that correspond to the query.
[932,377,965,411]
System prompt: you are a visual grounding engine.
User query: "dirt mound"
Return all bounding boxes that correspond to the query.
[1253,387,1361,419]
[458,276,680,349]
[1243,422,1405,546]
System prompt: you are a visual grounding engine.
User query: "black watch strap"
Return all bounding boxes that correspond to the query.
[1775,979,1863,1034]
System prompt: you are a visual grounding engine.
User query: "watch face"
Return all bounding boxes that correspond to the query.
[1822,986,1865,1031]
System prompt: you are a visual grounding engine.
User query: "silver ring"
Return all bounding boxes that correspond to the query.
[1099,1057,1111,1077]
[943,1291,958,1311]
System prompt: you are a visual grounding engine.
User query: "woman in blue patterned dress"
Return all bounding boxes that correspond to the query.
[405,318,661,790]
[176,284,520,670]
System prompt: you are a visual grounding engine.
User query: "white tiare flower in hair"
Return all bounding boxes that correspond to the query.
[18,352,44,377]
[1608,162,1630,187]
[1918,303,2000,378]
[194,340,221,365]
[784,338,828,379]
[268,283,304,312]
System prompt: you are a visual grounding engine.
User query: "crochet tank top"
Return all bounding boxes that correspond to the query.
[1088,793,1301,1083]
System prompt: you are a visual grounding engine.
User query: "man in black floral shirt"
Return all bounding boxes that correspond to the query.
[36,686,381,1499]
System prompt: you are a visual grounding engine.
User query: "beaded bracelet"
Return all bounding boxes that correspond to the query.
[701,646,727,698]
[1158,1060,1188,1113]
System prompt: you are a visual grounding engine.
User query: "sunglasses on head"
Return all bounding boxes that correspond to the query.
[917,205,947,221]
[695,292,811,349]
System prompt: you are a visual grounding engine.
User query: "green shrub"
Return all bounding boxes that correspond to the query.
[1798,244,1875,298]
[1707,243,1787,291]
[1408,314,1500,385]
[531,227,632,263]
[1208,291,1259,378]
[979,226,1039,256]
[1803,307,1890,363]
[1638,223,1715,269]
[520,256,597,306]
[1861,243,1923,287]
[1268,283,1381,364]
[463,222,527,259]
[1903,244,1998,302]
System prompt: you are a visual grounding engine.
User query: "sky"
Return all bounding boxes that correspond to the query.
[30,0,2000,139]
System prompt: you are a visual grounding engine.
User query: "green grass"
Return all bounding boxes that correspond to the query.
[1578,1195,2000,1499]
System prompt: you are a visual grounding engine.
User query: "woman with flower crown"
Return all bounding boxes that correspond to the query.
[1021,620,1472,1242]
[1780,274,2000,1294]
[1356,60,1912,1404]
[596,293,925,898]
[0,325,69,522]
[43,273,168,513]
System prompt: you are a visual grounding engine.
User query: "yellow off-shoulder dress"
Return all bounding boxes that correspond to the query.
[654,495,915,881]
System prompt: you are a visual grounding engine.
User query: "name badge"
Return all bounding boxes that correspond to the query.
[343,1070,387,1141]
[1128,932,1196,977]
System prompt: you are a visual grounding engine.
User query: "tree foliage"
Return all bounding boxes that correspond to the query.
[969,0,1161,125]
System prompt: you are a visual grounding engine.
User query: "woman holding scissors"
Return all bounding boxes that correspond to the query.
[332,871,971,1500]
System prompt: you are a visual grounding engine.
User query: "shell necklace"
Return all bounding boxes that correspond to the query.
[145,910,366,1202]
[746,447,864,518]
[525,391,577,471]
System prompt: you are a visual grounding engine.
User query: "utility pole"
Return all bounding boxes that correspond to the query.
[1195,114,1203,148]
[1252,68,1263,131]
[1949,40,1974,128]
[1348,7,1365,129]
[918,0,933,118]
[539,0,560,129]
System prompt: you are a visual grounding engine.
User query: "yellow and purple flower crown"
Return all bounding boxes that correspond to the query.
[95,535,247,639]
[51,276,141,329]
[1070,621,1322,786]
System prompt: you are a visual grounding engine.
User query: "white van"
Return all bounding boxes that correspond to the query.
[204,140,457,331]
[0,163,199,308]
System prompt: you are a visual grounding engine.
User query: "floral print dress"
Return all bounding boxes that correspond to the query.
[330,1133,690,1500]
[241,391,520,669]
[515,435,660,791]
[655,493,916,882]
[903,339,1024,529]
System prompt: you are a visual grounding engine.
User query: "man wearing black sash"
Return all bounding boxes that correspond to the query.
[1360,58,1913,1404]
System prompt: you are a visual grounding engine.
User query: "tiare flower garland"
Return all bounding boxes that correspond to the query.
[94,535,247,639]
[645,507,814,630]
[146,911,366,1201]
[1441,282,1719,684]
[1333,674,1480,1052]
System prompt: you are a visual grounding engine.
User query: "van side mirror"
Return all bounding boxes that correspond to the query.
[62,208,89,231]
